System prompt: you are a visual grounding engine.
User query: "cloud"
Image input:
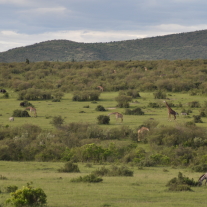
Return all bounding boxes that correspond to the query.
[1,23,207,52]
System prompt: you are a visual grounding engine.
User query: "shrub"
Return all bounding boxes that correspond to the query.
[188,101,201,108]
[95,105,106,111]
[166,172,198,191]
[148,102,160,108]
[153,90,166,99]
[115,95,132,108]
[97,115,110,124]
[92,165,133,177]
[6,183,47,207]
[70,173,103,183]
[193,115,203,123]
[50,115,64,128]
[58,161,80,173]
[125,107,144,115]
[191,164,207,172]
[5,185,18,193]
[12,109,30,117]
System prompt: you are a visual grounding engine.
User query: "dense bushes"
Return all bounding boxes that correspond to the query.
[12,109,30,117]
[72,91,100,101]
[125,107,144,115]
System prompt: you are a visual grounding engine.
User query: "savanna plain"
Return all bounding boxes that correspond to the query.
[1,60,207,206]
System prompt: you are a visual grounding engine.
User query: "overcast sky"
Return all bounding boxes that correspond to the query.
[0,0,207,52]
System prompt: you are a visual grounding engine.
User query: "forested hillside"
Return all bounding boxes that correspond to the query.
[1,29,207,62]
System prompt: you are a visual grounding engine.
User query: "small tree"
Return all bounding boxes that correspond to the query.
[95,105,106,111]
[115,95,132,108]
[153,90,166,99]
[58,161,80,173]
[97,115,110,124]
[12,109,30,117]
[50,115,65,128]
[6,183,47,207]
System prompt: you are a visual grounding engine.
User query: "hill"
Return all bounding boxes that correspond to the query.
[1,29,207,62]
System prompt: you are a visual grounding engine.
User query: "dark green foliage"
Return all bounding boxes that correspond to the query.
[17,89,52,100]
[5,185,18,193]
[2,92,9,98]
[20,100,34,107]
[193,115,203,123]
[95,105,106,111]
[148,102,160,108]
[72,91,100,101]
[119,90,141,98]
[92,165,133,177]
[115,95,132,108]
[125,107,144,115]
[153,90,166,99]
[58,161,80,173]
[70,173,103,183]
[191,164,207,172]
[6,183,47,207]
[188,101,201,108]
[166,172,198,191]
[97,115,110,124]
[50,115,64,128]
[12,109,30,117]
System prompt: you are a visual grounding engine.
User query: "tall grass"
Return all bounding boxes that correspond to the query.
[0,161,206,207]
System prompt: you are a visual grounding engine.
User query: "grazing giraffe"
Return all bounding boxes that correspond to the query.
[97,86,104,92]
[26,107,37,117]
[108,112,123,122]
[163,101,177,120]
[198,173,207,186]
[137,127,149,141]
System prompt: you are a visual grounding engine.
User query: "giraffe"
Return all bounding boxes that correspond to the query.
[26,107,37,117]
[97,86,104,92]
[137,127,149,141]
[163,101,176,120]
[108,112,123,122]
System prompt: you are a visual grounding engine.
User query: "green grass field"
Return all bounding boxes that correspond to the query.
[0,161,206,207]
[1,92,207,206]
[1,91,207,130]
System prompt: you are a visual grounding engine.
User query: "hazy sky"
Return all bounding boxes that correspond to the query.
[0,0,207,52]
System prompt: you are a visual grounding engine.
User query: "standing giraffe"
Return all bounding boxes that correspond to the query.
[108,112,123,122]
[138,127,149,141]
[163,101,176,120]
[97,86,104,92]
[26,107,37,117]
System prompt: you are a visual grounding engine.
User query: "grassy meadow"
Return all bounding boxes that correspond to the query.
[1,90,207,130]
[0,161,206,207]
[1,90,207,206]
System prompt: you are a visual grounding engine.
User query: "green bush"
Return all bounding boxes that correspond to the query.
[115,95,132,108]
[70,173,103,183]
[97,115,110,124]
[50,115,64,128]
[12,109,30,117]
[191,164,207,172]
[166,172,198,191]
[95,105,106,111]
[6,183,47,207]
[58,161,80,173]
[92,165,133,177]
[153,90,166,99]
[125,107,144,115]
[5,185,18,193]
[193,115,203,123]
